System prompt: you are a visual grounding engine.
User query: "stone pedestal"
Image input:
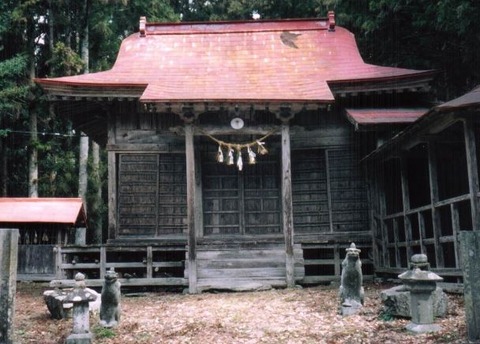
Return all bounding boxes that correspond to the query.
[64,273,97,344]
[399,256,443,334]
[380,285,448,318]
[0,228,19,344]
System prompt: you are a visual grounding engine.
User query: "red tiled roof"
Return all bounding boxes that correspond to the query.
[346,108,428,128]
[36,16,433,104]
[0,198,87,226]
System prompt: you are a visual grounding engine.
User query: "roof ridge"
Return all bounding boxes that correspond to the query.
[139,13,336,37]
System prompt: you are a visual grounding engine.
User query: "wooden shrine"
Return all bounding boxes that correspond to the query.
[35,13,436,292]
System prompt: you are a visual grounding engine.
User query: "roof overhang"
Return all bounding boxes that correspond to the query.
[0,198,87,227]
[346,108,429,131]
[362,85,480,162]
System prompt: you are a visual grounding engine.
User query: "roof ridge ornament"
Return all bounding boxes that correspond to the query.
[328,11,335,32]
[139,16,147,37]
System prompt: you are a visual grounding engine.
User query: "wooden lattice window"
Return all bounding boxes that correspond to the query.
[117,153,187,238]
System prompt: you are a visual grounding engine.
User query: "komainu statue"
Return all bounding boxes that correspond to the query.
[99,269,121,327]
[339,243,364,316]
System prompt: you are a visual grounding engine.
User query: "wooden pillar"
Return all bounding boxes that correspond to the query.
[427,140,444,267]
[281,123,295,288]
[107,110,117,241]
[463,118,480,231]
[185,123,197,293]
[459,231,480,341]
[400,154,412,259]
[0,228,19,344]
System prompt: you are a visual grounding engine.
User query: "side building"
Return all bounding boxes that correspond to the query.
[365,85,480,288]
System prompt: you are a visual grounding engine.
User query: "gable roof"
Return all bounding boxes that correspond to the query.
[0,198,87,226]
[35,14,434,106]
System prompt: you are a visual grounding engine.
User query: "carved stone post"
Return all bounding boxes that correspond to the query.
[459,231,480,341]
[0,228,19,344]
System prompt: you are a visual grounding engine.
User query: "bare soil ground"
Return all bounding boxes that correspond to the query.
[13,281,467,344]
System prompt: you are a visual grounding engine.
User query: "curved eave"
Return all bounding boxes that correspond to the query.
[34,79,147,100]
[328,70,436,97]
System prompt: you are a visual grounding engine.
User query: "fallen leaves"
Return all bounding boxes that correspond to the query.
[13,282,468,343]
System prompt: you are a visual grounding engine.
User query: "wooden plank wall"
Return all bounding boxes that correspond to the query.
[191,243,304,292]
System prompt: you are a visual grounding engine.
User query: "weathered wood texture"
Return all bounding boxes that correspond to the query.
[201,141,281,236]
[185,124,198,293]
[117,153,187,238]
[292,148,368,233]
[459,231,480,341]
[301,241,374,284]
[370,117,477,286]
[281,124,295,288]
[18,245,55,275]
[51,245,187,287]
[190,243,304,292]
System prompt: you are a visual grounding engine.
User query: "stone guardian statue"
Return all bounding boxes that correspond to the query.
[339,243,364,315]
[99,269,121,328]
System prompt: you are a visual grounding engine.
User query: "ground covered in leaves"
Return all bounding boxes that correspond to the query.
[14,281,467,343]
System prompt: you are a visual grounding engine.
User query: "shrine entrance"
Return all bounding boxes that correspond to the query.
[201,139,282,239]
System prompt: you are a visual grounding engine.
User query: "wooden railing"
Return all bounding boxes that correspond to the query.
[374,193,475,284]
[51,244,187,288]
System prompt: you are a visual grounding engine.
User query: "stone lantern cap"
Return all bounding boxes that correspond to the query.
[64,273,97,304]
[398,268,443,283]
[409,253,430,270]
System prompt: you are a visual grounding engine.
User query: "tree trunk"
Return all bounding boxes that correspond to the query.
[27,16,38,198]
[78,0,90,210]
[28,111,38,197]
[81,0,89,74]
[0,137,7,196]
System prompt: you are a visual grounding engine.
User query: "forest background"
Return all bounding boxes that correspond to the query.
[1,0,479,242]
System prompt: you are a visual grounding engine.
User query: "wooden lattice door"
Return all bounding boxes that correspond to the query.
[202,151,281,237]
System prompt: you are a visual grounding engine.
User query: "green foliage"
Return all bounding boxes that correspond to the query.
[48,42,85,77]
[92,325,116,339]
[378,305,395,321]
[0,54,29,116]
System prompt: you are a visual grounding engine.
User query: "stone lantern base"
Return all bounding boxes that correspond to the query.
[65,332,94,344]
[406,323,442,334]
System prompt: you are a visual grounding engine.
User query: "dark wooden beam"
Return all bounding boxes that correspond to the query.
[427,139,445,268]
[463,118,480,231]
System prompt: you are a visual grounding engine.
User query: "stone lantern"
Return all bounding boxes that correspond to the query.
[64,272,97,344]
[398,254,443,333]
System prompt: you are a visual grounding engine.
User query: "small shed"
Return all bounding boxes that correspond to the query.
[0,198,87,281]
